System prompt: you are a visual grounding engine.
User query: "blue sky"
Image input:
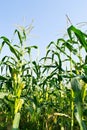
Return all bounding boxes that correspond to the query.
[0,0,87,58]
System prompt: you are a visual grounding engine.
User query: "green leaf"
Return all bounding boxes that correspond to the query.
[15,29,23,45]
[67,25,87,52]
[1,37,20,60]
[71,78,87,130]
[64,41,77,54]
[0,36,10,52]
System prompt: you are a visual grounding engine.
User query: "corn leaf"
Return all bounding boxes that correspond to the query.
[71,78,87,130]
[67,25,87,52]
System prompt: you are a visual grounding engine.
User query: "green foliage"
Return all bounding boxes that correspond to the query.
[0,24,87,130]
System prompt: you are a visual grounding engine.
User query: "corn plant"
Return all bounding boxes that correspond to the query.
[0,25,38,130]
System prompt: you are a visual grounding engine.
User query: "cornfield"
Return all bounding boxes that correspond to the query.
[0,24,87,130]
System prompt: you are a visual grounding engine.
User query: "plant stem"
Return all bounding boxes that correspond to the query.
[71,90,74,130]
[70,52,74,130]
